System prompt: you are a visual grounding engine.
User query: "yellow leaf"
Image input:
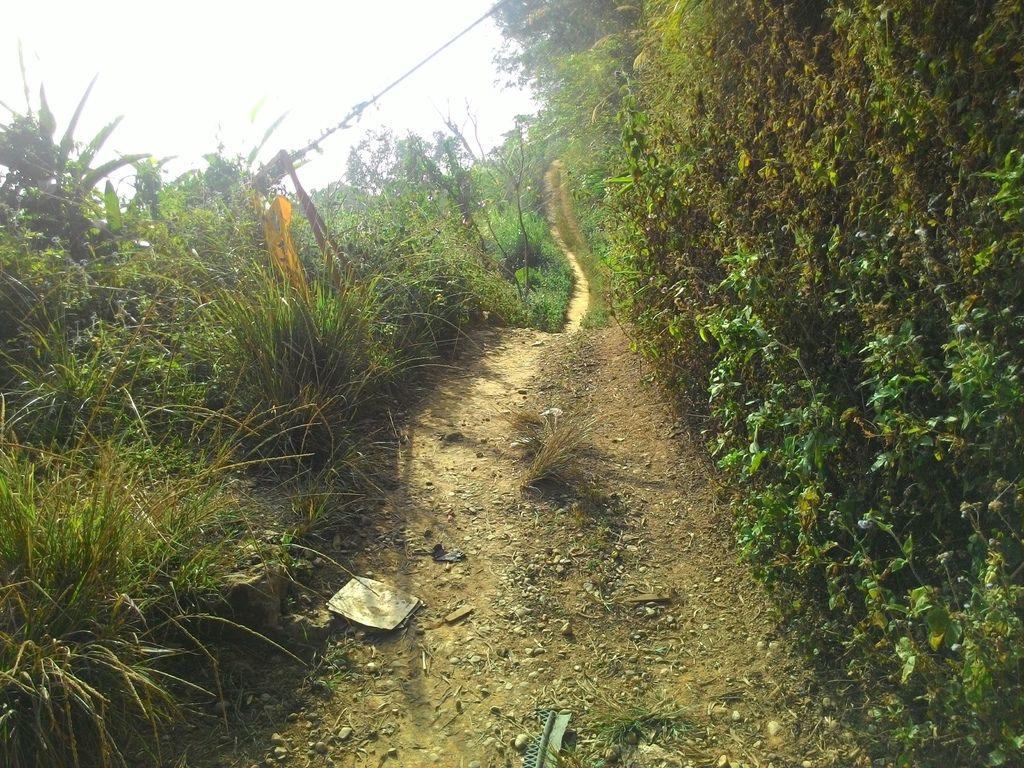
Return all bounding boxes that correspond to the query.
[738,149,752,174]
[263,196,308,297]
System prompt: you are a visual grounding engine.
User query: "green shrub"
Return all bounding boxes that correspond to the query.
[600,0,1024,761]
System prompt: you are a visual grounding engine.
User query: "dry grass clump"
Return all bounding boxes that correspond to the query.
[508,406,594,487]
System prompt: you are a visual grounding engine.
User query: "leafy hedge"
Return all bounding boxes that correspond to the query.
[614,0,1023,762]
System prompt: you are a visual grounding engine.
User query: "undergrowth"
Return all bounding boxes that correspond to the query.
[0,442,237,767]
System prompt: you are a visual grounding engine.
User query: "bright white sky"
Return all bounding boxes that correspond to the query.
[1,1,535,190]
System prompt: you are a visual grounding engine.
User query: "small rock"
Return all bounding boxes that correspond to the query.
[271,733,287,747]
[223,562,290,631]
[731,710,742,722]
[338,727,353,742]
[314,742,328,755]
[766,720,784,738]
[272,746,289,762]
[716,756,731,768]
[387,747,398,758]
[560,621,573,637]
[514,733,530,752]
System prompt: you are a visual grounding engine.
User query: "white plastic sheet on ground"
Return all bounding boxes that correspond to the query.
[327,577,420,630]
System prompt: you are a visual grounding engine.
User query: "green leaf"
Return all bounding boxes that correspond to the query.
[748,450,767,475]
[59,74,99,169]
[38,85,57,139]
[896,636,917,683]
[247,111,289,166]
[925,606,950,652]
[80,116,125,169]
[81,154,148,191]
[103,180,122,232]
[986,748,1007,767]
[17,41,30,113]
[248,95,267,123]
[909,586,931,615]
[901,533,913,560]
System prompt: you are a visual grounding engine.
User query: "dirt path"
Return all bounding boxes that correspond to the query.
[202,322,873,768]
[197,196,877,768]
[545,162,589,333]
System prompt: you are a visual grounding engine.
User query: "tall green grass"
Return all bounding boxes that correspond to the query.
[216,271,393,467]
[0,443,235,767]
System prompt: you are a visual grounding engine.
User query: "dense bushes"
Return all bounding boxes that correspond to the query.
[609,0,1023,762]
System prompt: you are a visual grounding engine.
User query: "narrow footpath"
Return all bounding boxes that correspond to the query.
[199,183,875,768]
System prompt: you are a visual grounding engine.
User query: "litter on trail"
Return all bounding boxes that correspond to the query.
[327,577,420,631]
[523,710,572,768]
[431,543,467,563]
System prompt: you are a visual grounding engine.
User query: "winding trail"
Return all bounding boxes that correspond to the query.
[201,171,875,768]
[544,160,590,333]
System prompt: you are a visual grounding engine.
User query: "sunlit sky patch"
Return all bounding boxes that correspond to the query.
[1,0,536,189]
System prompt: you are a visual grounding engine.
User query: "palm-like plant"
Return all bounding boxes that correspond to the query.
[0,64,147,259]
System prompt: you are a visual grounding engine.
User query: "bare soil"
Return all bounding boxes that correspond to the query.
[181,329,879,768]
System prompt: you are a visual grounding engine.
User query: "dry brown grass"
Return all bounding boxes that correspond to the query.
[507,407,594,487]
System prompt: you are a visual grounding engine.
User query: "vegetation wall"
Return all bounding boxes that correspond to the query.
[502,0,1024,761]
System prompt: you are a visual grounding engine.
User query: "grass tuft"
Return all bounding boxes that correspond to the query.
[589,692,695,749]
[508,406,594,487]
[216,270,395,469]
